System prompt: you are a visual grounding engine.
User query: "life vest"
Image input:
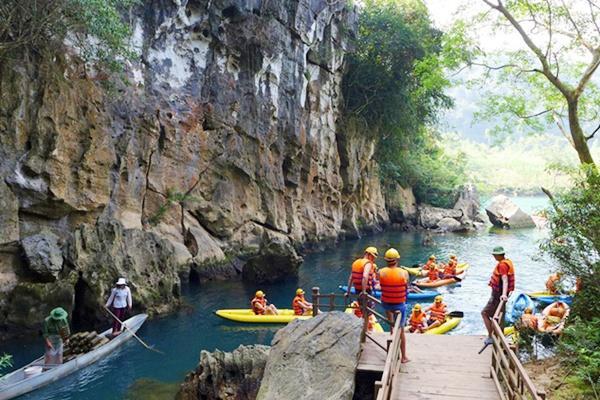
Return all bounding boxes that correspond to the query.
[293,295,305,315]
[409,311,426,329]
[546,274,560,293]
[251,297,266,315]
[521,314,538,330]
[423,260,437,271]
[351,258,375,291]
[444,260,457,275]
[351,301,363,318]
[379,267,407,304]
[548,304,566,318]
[489,259,515,293]
[429,303,447,322]
[428,268,439,281]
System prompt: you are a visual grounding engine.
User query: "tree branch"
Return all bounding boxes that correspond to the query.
[586,123,600,141]
[574,49,600,99]
[552,111,574,147]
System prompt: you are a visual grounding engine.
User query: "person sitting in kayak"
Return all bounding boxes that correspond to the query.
[425,296,447,330]
[539,301,569,333]
[43,307,70,368]
[439,256,458,279]
[545,272,563,294]
[292,288,313,316]
[251,291,279,315]
[408,304,428,333]
[422,255,437,273]
[425,266,440,282]
[519,307,539,330]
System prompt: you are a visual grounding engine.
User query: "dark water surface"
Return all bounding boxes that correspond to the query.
[1,197,555,399]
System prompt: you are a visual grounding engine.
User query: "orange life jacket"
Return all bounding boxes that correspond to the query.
[443,261,457,276]
[409,311,426,329]
[489,259,515,293]
[428,268,439,281]
[548,304,566,318]
[351,258,375,291]
[293,295,305,315]
[379,267,407,304]
[521,314,538,330]
[423,260,437,271]
[546,274,560,293]
[251,297,266,315]
[429,303,447,322]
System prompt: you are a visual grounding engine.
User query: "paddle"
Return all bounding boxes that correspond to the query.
[103,306,164,355]
[448,311,464,318]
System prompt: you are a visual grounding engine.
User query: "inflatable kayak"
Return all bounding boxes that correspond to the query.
[344,308,384,333]
[337,285,439,301]
[402,266,422,276]
[505,293,535,325]
[215,309,311,323]
[414,262,469,277]
[527,291,573,306]
[405,315,461,335]
[414,264,470,288]
[539,301,570,335]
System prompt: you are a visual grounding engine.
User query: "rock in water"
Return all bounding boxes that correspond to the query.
[177,345,270,400]
[417,205,463,230]
[486,195,536,229]
[257,312,362,400]
[437,217,462,232]
[453,184,485,223]
[21,232,63,281]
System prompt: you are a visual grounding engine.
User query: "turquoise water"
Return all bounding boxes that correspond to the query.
[1,197,555,399]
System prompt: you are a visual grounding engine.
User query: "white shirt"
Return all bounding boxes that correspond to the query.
[105,286,132,309]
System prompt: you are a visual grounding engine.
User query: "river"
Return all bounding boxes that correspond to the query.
[1,196,555,399]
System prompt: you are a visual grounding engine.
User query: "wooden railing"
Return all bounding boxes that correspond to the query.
[374,315,402,400]
[490,299,546,400]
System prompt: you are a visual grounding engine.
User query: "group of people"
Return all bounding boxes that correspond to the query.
[42,277,133,367]
[520,301,570,333]
[421,254,460,281]
[250,288,314,316]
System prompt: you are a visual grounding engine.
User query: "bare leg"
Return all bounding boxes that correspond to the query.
[386,311,395,334]
[400,329,409,363]
[482,310,493,337]
[425,320,442,331]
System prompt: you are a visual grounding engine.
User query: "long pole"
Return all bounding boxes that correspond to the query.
[103,306,164,355]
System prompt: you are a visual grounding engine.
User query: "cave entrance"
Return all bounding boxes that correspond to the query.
[72,273,98,332]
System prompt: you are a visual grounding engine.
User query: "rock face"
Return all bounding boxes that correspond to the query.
[21,232,63,281]
[0,1,389,337]
[257,312,362,400]
[486,195,536,229]
[177,345,270,400]
[386,184,418,225]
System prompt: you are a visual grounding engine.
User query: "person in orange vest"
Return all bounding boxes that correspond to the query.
[379,248,409,363]
[425,265,440,282]
[421,255,437,277]
[519,307,539,331]
[251,290,279,315]
[482,246,515,345]
[439,255,458,278]
[545,272,563,294]
[346,246,378,296]
[292,288,313,316]
[408,304,428,333]
[425,296,447,330]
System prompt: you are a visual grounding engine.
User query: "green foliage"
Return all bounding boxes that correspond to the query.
[343,0,471,206]
[0,353,12,377]
[559,317,600,398]
[0,0,138,70]
[148,189,196,226]
[541,167,600,319]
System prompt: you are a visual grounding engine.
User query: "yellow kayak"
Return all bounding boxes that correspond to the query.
[414,264,470,288]
[402,266,422,276]
[413,263,469,277]
[215,309,312,323]
[424,316,461,335]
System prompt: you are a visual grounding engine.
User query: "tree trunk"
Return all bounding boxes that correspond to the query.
[567,99,596,165]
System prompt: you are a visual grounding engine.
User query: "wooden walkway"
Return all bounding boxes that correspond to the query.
[358,333,499,399]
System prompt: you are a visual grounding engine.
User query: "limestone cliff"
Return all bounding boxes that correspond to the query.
[0,0,388,337]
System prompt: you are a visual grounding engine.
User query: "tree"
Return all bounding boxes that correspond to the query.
[473,0,599,165]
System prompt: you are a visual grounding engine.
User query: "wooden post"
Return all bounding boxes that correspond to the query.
[329,294,335,311]
[312,287,319,317]
[360,293,368,343]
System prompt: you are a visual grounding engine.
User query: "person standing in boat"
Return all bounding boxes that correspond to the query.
[105,277,132,335]
[481,246,515,345]
[43,307,70,367]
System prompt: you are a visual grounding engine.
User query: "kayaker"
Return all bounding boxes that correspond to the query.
[421,255,437,276]
[425,296,447,330]
[105,277,133,335]
[379,248,409,363]
[346,246,378,296]
[540,302,569,333]
[426,266,440,282]
[545,272,563,294]
[350,301,378,332]
[43,307,70,368]
[439,261,457,279]
[519,307,539,330]
[292,288,313,316]
[482,246,515,345]
[408,304,428,333]
[251,290,279,315]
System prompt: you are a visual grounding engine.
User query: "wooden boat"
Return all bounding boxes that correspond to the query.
[0,314,147,400]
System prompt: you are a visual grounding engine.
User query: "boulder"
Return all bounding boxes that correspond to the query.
[486,195,536,229]
[21,232,63,281]
[437,217,463,232]
[242,230,303,283]
[177,345,270,400]
[418,205,462,229]
[257,312,362,400]
[453,184,485,223]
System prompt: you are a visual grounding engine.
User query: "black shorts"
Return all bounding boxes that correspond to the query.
[483,292,501,317]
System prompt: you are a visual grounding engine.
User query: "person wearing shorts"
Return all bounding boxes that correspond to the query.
[379,248,410,363]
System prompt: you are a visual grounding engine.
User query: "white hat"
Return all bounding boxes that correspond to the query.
[116,278,127,285]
